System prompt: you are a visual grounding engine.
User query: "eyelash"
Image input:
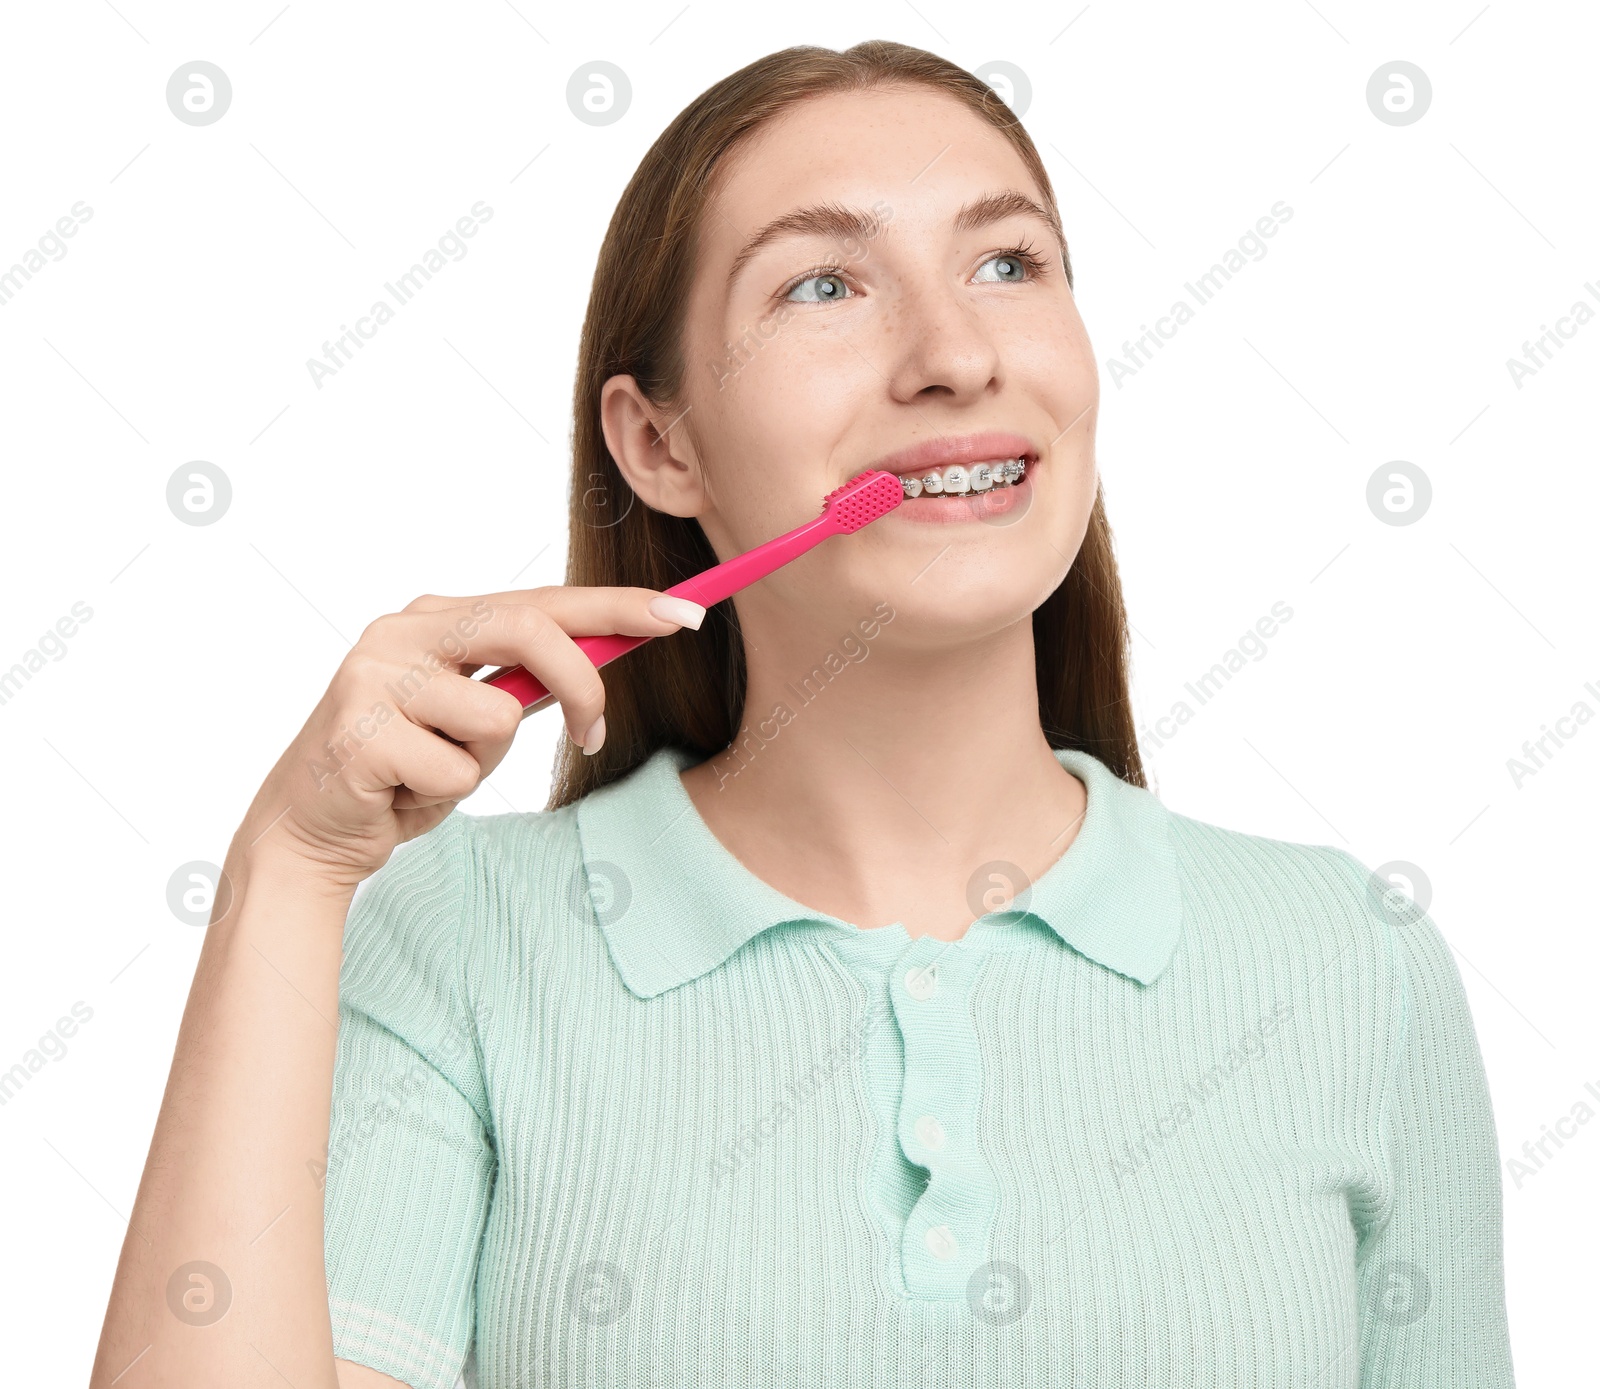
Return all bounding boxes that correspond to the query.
[775,241,1050,302]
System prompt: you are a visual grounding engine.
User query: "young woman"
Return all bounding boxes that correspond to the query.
[92,40,1515,1389]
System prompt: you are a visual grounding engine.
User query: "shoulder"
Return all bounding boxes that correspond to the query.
[1158,808,1443,1128]
[452,797,585,874]
[1162,808,1410,1000]
[445,800,589,972]
[1165,806,1382,912]
[1166,808,1381,917]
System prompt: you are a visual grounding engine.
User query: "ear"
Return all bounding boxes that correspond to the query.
[599,375,706,518]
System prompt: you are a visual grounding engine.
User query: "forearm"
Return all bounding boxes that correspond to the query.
[91,837,358,1388]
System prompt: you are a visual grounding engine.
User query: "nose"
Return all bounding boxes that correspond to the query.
[879,276,1003,407]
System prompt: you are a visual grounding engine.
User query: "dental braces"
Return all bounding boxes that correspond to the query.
[900,458,1027,499]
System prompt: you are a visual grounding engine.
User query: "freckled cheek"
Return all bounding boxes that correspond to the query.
[753,329,882,417]
[1006,308,1097,408]
[700,344,869,520]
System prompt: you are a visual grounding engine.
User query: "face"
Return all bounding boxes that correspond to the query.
[603,84,1100,653]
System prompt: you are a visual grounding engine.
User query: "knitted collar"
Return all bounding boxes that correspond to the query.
[574,742,1183,999]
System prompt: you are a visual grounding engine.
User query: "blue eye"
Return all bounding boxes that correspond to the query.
[974,252,1032,283]
[786,271,852,303]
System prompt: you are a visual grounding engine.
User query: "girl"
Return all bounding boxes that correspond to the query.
[93,40,1514,1389]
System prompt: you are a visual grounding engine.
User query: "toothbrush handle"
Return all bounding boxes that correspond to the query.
[480,512,838,716]
[478,633,646,716]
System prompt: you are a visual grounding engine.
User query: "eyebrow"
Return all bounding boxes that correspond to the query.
[724,189,1065,289]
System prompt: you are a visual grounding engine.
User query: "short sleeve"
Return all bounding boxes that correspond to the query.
[323,812,496,1389]
[1342,857,1516,1387]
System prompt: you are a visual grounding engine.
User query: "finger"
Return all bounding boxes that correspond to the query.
[364,603,643,748]
[392,669,523,778]
[485,606,608,749]
[342,706,482,805]
[381,604,609,748]
[397,587,706,638]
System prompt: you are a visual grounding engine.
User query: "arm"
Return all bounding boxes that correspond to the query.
[1355,887,1516,1386]
[89,586,696,1388]
[89,838,358,1387]
[320,812,495,1388]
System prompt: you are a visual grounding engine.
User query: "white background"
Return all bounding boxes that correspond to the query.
[1,1,1593,1383]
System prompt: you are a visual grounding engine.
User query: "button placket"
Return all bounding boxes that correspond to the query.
[889,934,1000,1300]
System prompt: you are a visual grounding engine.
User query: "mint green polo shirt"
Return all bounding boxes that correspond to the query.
[323,744,1515,1387]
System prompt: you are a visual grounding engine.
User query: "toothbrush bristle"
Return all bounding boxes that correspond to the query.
[821,469,903,532]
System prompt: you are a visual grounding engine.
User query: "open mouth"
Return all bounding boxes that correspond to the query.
[896,456,1030,499]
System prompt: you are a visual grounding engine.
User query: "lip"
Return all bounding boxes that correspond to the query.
[865,430,1040,480]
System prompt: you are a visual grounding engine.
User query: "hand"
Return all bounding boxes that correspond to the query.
[231,586,705,888]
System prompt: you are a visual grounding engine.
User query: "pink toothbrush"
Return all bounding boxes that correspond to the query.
[478,469,904,716]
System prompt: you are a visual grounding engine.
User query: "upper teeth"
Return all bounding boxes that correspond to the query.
[901,458,1026,499]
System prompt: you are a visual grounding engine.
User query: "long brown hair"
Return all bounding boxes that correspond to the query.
[548,39,1144,808]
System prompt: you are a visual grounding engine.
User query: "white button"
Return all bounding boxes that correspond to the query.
[914,1115,946,1150]
[925,1224,958,1261]
[904,963,938,1000]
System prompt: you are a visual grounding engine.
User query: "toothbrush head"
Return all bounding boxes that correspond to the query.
[820,469,904,532]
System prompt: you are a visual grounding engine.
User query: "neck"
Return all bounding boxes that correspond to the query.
[682,604,1087,940]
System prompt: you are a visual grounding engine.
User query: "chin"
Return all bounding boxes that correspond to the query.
[862,577,1050,651]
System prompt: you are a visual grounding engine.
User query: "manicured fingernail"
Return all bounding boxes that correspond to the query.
[649,594,706,630]
[580,713,606,756]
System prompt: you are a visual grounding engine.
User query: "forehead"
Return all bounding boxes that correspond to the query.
[704,85,1038,244]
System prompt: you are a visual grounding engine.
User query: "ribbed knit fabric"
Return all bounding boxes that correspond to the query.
[323,745,1515,1388]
